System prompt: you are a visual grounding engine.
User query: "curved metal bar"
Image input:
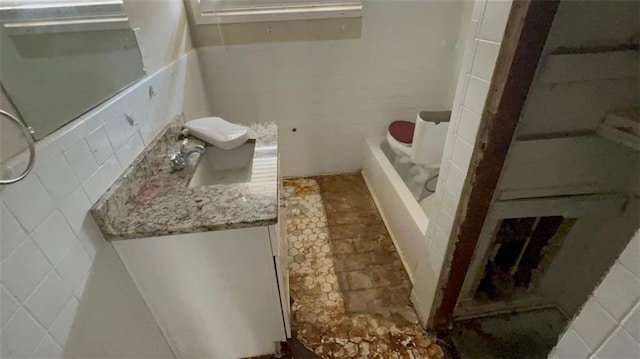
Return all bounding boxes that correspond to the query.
[0,109,36,185]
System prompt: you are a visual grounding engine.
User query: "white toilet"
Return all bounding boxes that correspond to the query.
[386,121,414,166]
[386,111,451,198]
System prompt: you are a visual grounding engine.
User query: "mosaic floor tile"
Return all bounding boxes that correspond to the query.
[284,176,444,359]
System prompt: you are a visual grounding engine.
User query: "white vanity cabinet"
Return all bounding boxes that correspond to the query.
[112,224,290,359]
[270,175,291,338]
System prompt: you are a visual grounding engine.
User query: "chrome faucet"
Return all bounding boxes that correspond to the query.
[170,138,205,171]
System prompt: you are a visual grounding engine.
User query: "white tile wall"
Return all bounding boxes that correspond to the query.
[425,0,510,278]
[428,227,449,273]
[595,326,639,359]
[86,127,114,166]
[0,285,20,327]
[31,334,63,359]
[456,107,482,145]
[198,0,468,177]
[470,40,501,81]
[1,175,56,233]
[554,329,591,359]
[463,76,491,114]
[82,171,110,205]
[593,263,640,321]
[37,154,80,203]
[477,0,512,42]
[550,231,640,359]
[451,137,474,175]
[0,50,209,358]
[412,0,512,320]
[0,202,27,260]
[24,272,73,329]
[571,298,617,350]
[623,303,640,342]
[59,189,92,234]
[0,308,46,358]
[30,211,77,265]
[64,140,98,183]
[1,239,52,301]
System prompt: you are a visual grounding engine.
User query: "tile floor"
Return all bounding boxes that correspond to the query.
[315,174,413,318]
[283,174,444,358]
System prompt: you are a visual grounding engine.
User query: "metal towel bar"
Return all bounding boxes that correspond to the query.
[0,109,35,185]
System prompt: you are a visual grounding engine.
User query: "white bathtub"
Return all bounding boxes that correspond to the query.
[361,137,430,283]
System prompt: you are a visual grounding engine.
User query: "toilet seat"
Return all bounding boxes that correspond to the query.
[387,121,414,158]
[388,121,415,145]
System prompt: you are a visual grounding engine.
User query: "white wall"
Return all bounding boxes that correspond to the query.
[197,0,469,177]
[124,0,193,74]
[549,230,640,359]
[411,0,512,323]
[0,1,210,357]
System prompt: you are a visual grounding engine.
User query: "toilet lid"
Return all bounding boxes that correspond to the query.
[388,121,415,144]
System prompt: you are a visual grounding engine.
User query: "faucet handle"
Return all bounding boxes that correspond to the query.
[179,138,205,154]
[170,138,204,171]
[179,138,189,153]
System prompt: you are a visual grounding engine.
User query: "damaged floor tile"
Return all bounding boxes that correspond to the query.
[284,175,444,359]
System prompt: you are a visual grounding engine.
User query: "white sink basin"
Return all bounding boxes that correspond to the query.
[188,142,255,187]
[184,117,249,150]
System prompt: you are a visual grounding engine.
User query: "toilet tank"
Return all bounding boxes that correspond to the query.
[411,111,451,165]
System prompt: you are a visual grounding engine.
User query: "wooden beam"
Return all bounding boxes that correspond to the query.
[431,0,560,327]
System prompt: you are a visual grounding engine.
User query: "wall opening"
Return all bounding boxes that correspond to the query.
[475,216,575,303]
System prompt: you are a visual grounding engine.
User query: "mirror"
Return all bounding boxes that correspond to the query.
[0,0,145,140]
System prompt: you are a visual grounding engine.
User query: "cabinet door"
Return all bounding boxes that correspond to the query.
[270,222,291,338]
[275,252,291,338]
[114,227,286,358]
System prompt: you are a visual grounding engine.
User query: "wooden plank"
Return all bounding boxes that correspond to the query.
[597,125,640,151]
[597,107,640,151]
[538,50,639,84]
[497,135,637,199]
[490,194,627,219]
[517,79,639,136]
[430,0,561,328]
[455,296,553,321]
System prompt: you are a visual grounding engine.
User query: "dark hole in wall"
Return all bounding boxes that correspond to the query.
[494,217,538,273]
[475,216,567,301]
[513,216,564,287]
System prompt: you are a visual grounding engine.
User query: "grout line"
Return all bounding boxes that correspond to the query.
[0,234,29,269]
[476,38,501,46]
[21,274,69,332]
[460,105,483,118]
[590,297,640,356]
[468,74,490,83]
[455,133,475,149]
[618,255,640,281]
[0,283,20,331]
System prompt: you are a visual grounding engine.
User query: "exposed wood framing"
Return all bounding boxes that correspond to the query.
[430,0,561,328]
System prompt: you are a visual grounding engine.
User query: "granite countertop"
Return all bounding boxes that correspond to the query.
[90,114,278,241]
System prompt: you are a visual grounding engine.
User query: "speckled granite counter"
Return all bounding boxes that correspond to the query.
[90,115,278,241]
